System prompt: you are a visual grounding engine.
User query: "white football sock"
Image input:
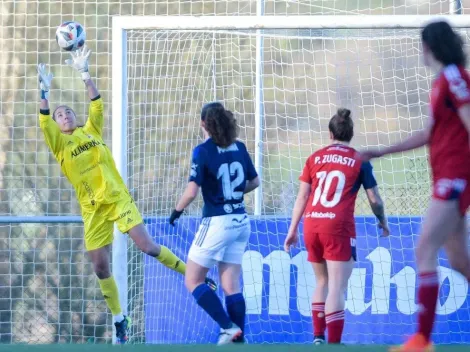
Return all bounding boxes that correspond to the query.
[113,313,125,323]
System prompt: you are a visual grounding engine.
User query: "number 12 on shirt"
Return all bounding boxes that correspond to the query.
[217,161,245,201]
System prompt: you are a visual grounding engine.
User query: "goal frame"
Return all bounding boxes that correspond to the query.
[111,14,470,343]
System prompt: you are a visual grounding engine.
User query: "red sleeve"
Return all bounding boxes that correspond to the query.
[299,156,312,184]
[444,66,470,109]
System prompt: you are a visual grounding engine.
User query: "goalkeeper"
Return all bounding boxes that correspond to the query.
[37,46,215,344]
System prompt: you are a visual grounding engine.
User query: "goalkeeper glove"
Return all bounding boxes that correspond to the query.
[65,45,92,81]
[169,209,184,226]
[37,63,53,100]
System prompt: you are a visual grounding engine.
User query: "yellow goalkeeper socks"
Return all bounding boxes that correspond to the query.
[98,276,123,316]
[156,245,186,275]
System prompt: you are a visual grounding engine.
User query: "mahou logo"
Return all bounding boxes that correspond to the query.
[242,247,469,316]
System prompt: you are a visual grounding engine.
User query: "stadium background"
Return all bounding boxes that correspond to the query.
[1,0,470,345]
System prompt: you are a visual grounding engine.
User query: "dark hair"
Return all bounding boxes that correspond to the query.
[421,21,466,67]
[52,105,83,129]
[201,102,239,148]
[328,108,354,142]
[52,105,73,121]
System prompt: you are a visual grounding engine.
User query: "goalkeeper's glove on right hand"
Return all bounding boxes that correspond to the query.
[169,209,184,226]
[37,63,53,100]
[65,45,91,80]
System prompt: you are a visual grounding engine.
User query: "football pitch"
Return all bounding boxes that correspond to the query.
[0,345,469,352]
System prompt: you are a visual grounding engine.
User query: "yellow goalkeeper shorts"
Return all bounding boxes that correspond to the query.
[82,194,143,251]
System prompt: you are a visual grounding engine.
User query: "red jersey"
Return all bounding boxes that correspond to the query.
[299,144,377,238]
[429,65,470,180]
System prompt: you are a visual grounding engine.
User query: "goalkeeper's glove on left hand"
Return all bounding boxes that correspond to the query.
[37,63,53,100]
[65,45,91,80]
[169,209,184,226]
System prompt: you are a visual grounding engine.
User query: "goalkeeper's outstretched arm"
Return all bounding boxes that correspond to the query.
[83,76,103,136]
[66,45,104,135]
[39,91,49,111]
[65,45,99,99]
[37,63,65,155]
[84,77,99,100]
[38,63,52,111]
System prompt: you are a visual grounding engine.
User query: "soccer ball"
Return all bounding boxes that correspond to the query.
[55,21,86,51]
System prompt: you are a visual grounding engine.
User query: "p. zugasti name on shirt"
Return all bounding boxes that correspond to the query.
[71,139,102,158]
[314,153,356,167]
[306,211,336,219]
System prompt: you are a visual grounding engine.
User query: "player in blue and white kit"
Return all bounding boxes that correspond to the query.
[169,102,260,345]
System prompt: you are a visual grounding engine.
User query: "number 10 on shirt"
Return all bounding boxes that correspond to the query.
[313,170,346,208]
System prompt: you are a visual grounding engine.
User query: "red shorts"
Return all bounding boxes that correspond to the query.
[433,177,470,215]
[304,232,357,263]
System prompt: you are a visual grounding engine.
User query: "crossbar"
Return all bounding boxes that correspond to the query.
[113,15,470,31]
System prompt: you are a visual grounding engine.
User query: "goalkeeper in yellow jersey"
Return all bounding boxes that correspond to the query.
[37,46,216,344]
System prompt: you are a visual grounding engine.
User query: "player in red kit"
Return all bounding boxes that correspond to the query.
[361,21,470,352]
[284,108,389,345]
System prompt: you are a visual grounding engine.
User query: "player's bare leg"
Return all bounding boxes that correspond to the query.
[128,224,186,274]
[311,261,328,344]
[128,224,216,288]
[185,260,241,345]
[325,258,354,344]
[219,262,245,343]
[444,216,470,281]
[88,245,130,344]
[391,199,462,352]
[185,259,210,293]
[88,245,112,279]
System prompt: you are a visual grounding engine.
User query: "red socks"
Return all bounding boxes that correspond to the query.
[316,271,439,344]
[417,271,439,342]
[325,310,345,343]
[312,302,326,338]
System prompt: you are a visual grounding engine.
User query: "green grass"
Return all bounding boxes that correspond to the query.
[0,345,469,352]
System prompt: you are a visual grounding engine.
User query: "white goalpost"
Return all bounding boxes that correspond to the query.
[112,15,470,344]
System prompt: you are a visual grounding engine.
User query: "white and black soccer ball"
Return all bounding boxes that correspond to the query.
[55,21,86,51]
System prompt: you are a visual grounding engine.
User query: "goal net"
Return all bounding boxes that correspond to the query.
[1,0,469,343]
[116,16,470,344]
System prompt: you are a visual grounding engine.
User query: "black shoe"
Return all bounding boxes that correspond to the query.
[233,335,245,343]
[313,335,326,345]
[313,338,326,345]
[114,316,131,344]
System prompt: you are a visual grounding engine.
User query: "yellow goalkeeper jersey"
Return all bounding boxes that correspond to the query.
[39,97,127,212]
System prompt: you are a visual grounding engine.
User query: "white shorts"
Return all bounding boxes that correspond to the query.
[188,214,251,268]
